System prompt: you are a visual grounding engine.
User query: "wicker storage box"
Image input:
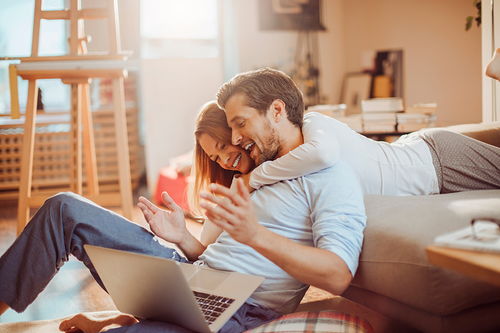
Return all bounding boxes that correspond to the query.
[0,109,144,200]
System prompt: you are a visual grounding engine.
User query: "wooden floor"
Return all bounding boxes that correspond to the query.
[0,193,406,332]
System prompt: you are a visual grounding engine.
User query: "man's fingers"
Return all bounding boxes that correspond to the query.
[205,211,234,232]
[200,201,236,226]
[208,183,246,207]
[200,192,238,214]
[138,196,159,214]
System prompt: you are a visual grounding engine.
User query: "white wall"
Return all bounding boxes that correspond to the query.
[342,0,482,126]
[140,59,223,193]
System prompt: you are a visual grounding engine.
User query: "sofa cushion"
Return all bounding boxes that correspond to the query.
[351,190,500,316]
[246,311,373,333]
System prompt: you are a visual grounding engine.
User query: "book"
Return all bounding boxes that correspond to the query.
[361,98,404,113]
[434,222,500,253]
[406,103,437,115]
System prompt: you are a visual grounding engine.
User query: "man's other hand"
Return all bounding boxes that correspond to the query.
[200,178,263,246]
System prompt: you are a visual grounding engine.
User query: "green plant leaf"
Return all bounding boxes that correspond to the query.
[465,16,473,31]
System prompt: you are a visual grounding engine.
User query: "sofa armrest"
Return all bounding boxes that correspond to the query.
[445,121,500,147]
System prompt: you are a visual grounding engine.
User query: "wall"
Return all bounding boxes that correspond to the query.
[342,0,482,126]
[224,0,345,103]
[140,59,223,193]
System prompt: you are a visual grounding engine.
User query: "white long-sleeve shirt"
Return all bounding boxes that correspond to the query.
[249,112,439,196]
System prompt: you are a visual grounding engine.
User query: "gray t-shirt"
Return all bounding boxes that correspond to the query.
[199,161,366,314]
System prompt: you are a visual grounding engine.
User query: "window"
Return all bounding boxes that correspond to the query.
[0,0,69,115]
[140,0,219,59]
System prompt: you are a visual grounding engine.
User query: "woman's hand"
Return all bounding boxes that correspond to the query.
[137,192,188,245]
[200,178,263,246]
[59,312,138,333]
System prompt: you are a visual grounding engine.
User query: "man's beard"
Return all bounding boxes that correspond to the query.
[254,127,280,166]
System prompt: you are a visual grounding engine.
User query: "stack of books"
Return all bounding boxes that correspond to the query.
[361,98,404,113]
[362,113,397,132]
[360,98,402,132]
[397,113,436,132]
[397,103,437,132]
[405,103,437,115]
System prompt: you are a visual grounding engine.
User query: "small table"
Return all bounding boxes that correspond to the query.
[426,245,500,287]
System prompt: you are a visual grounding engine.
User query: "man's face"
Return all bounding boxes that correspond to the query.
[224,93,280,166]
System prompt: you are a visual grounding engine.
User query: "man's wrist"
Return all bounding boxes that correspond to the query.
[247,224,270,250]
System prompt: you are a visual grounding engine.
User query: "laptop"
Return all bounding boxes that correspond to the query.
[84,244,264,333]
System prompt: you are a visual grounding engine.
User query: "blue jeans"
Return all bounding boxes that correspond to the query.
[0,192,280,332]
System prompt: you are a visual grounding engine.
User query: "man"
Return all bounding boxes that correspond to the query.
[0,68,366,332]
[199,68,366,307]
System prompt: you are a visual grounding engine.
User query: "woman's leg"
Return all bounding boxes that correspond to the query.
[420,129,500,193]
[0,192,187,313]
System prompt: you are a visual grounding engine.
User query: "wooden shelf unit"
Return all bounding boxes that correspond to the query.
[0,109,144,201]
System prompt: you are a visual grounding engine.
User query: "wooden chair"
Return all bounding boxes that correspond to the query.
[13,0,133,234]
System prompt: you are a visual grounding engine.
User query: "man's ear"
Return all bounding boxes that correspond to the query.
[270,99,286,123]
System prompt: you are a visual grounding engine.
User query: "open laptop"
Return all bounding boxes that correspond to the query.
[84,244,264,333]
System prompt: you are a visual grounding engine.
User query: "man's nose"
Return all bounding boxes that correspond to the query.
[232,130,242,146]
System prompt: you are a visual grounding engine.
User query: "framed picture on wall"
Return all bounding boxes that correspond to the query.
[258,0,325,31]
[341,73,372,116]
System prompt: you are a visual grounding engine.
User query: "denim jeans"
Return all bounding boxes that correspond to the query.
[0,192,280,332]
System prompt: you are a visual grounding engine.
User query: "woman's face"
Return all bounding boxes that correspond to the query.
[198,133,254,174]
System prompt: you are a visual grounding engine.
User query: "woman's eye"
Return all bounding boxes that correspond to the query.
[220,143,226,150]
[238,121,245,128]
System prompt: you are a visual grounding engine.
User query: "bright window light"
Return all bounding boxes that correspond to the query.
[140,0,219,58]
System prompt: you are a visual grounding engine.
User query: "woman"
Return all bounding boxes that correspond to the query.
[192,101,500,203]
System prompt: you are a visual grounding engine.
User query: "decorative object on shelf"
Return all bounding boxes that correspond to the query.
[340,73,372,116]
[372,50,403,99]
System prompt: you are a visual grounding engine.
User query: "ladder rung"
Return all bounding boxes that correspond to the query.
[41,10,70,20]
[40,8,108,21]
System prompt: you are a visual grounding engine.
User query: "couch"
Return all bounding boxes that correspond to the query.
[299,122,500,333]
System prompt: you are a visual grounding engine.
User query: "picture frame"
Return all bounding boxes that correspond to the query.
[340,73,372,115]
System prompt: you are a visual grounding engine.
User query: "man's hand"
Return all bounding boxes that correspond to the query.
[200,178,263,246]
[59,312,138,333]
[137,192,188,245]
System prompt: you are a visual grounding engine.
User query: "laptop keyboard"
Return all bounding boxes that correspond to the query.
[193,291,235,324]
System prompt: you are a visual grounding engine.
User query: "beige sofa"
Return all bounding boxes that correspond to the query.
[301,122,500,333]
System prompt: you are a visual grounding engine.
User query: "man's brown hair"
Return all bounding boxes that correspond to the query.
[216,68,304,127]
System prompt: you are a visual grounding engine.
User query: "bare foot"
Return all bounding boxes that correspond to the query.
[0,301,9,315]
[486,48,500,80]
